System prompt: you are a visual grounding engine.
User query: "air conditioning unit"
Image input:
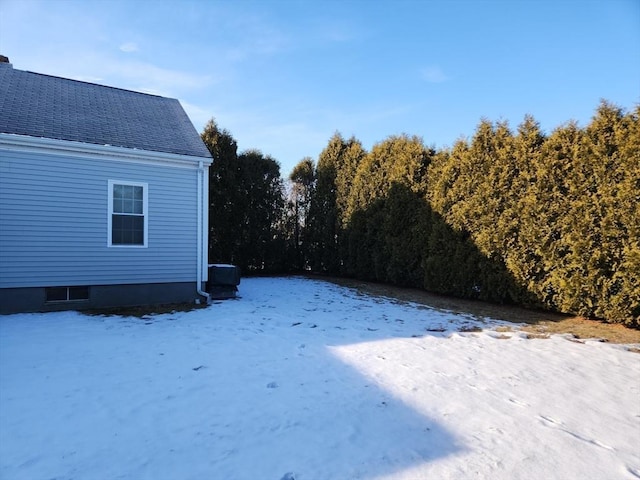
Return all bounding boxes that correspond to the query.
[207,264,241,299]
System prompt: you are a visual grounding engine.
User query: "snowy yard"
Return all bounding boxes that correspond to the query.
[1,277,639,480]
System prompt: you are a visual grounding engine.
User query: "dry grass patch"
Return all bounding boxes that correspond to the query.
[494,326,513,333]
[520,316,640,345]
[86,302,207,318]
[524,332,551,340]
[458,325,483,333]
[316,276,640,344]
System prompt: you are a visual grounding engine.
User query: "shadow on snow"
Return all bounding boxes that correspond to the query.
[0,276,469,480]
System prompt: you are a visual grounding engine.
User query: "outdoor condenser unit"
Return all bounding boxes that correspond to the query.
[207,264,241,299]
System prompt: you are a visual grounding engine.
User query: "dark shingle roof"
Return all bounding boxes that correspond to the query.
[0,64,211,159]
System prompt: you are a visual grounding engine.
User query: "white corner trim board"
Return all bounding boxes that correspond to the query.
[196,160,210,301]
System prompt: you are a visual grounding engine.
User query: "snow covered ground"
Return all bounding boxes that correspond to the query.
[1,276,639,480]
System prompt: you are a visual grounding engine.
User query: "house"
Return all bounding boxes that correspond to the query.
[0,58,214,313]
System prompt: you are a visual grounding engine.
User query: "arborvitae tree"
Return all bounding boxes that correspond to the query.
[382,183,430,287]
[516,120,584,311]
[201,119,241,264]
[343,199,387,281]
[347,134,430,219]
[427,139,468,220]
[510,105,636,320]
[470,120,516,258]
[579,102,639,323]
[307,142,338,273]
[272,188,299,273]
[613,105,640,325]
[443,119,515,256]
[341,135,432,284]
[427,118,545,306]
[235,149,286,272]
[495,115,546,306]
[307,133,366,273]
[307,164,337,272]
[336,136,367,226]
[289,157,316,270]
[423,213,481,298]
[201,120,287,273]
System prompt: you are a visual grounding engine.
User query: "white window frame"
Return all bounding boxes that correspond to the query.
[108,180,149,248]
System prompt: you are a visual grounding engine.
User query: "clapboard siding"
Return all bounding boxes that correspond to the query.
[0,148,202,288]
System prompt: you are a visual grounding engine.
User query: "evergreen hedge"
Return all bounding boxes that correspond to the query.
[307,101,640,327]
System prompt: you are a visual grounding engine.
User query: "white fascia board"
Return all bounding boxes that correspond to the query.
[0,133,213,169]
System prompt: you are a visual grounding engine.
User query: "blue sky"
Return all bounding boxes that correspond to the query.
[1,0,639,176]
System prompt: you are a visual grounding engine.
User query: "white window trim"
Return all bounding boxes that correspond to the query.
[108,180,149,248]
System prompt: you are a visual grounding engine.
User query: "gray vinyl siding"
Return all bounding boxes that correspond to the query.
[0,148,199,288]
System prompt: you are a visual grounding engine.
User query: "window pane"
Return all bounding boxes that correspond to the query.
[124,197,134,214]
[112,215,123,244]
[133,197,143,214]
[123,216,134,244]
[113,184,124,200]
[69,286,89,300]
[132,227,143,244]
[46,287,67,302]
[113,185,144,214]
[113,184,124,213]
[130,216,144,240]
[124,186,132,213]
[112,215,125,244]
[112,214,144,245]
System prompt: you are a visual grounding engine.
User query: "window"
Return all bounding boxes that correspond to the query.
[108,180,148,247]
[46,286,89,302]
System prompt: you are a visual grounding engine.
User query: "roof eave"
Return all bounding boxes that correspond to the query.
[0,133,213,168]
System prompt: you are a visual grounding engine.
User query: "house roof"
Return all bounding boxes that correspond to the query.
[0,63,212,159]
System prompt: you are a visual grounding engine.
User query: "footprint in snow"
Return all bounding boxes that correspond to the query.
[508,397,529,407]
[627,466,640,479]
[280,473,296,480]
[538,415,615,451]
[267,381,279,389]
